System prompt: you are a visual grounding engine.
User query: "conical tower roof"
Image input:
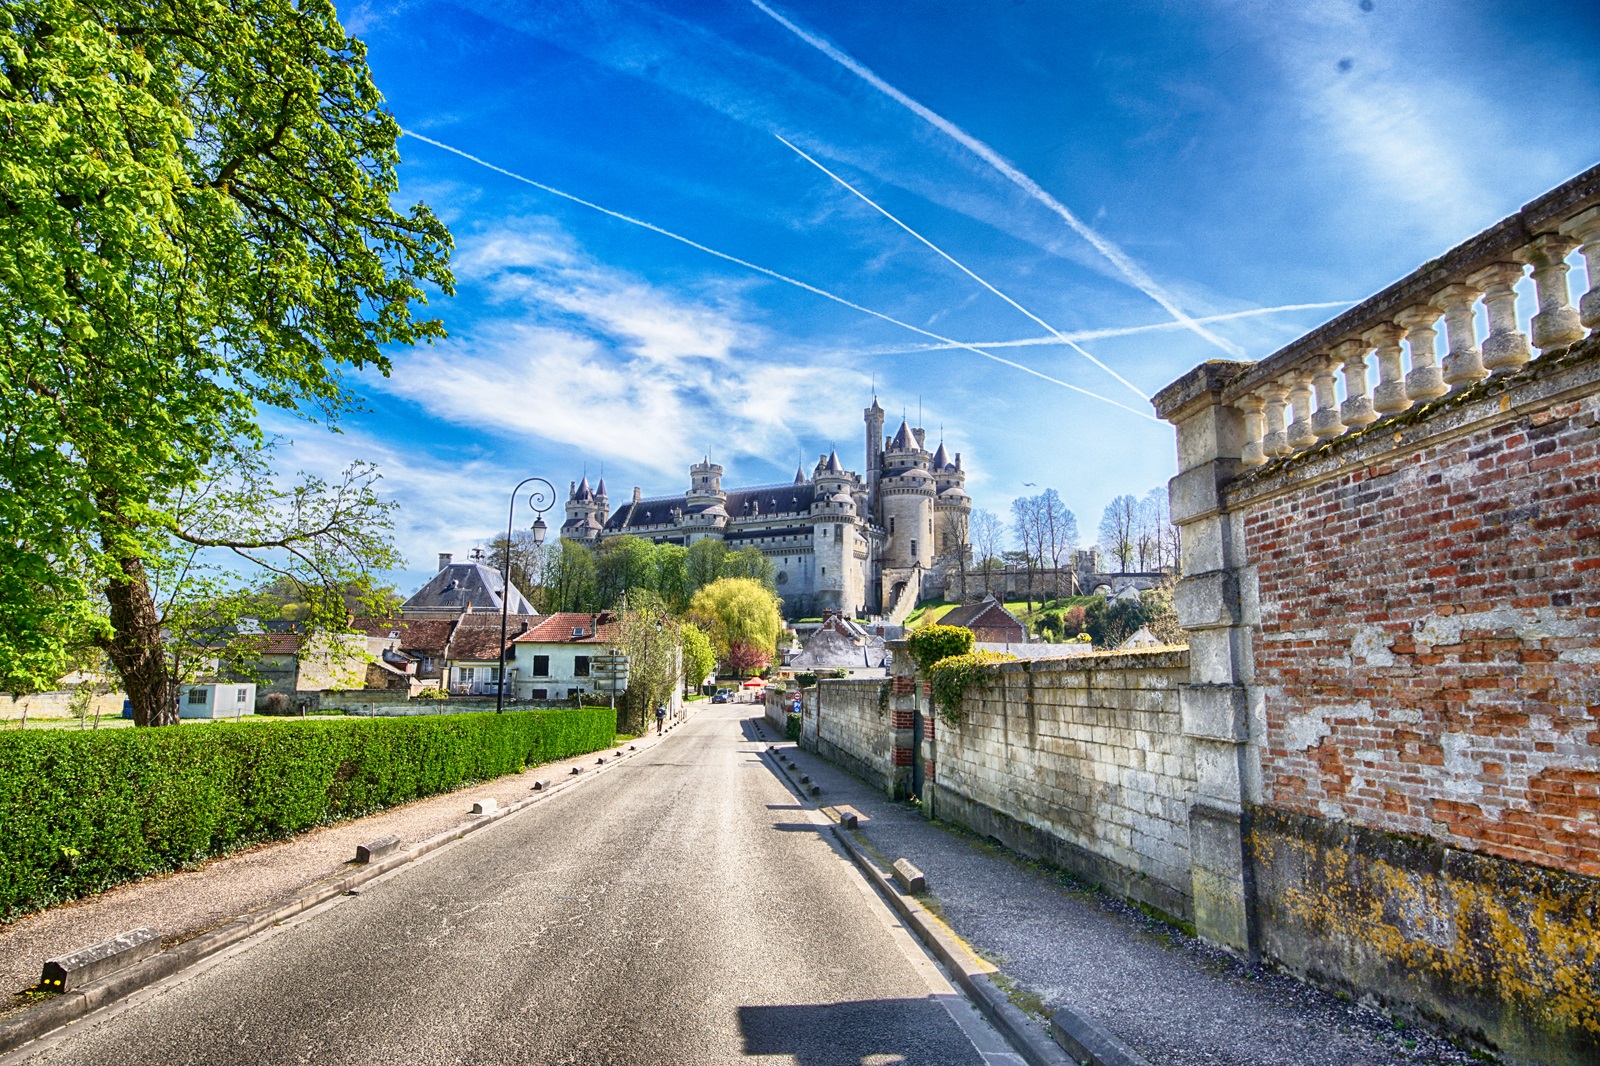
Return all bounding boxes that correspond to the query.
[595,478,607,498]
[931,441,953,469]
[889,420,916,451]
[825,449,843,473]
[793,464,807,484]
[574,475,593,501]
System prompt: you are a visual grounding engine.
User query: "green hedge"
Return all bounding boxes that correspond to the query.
[0,707,614,920]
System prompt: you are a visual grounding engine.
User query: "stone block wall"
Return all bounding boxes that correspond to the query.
[797,678,895,792]
[929,650,1194,921]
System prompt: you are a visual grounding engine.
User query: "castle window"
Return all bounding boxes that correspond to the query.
[890,517,896,533]
[821,567,827,575]
[911,540,917,557]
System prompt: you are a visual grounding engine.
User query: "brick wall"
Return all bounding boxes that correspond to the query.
[1235,349,1600,878]
[929,650,1194,920]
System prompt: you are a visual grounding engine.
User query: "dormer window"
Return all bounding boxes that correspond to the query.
[572,627,585,638]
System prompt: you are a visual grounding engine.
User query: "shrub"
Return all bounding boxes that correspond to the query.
[258,692,293,716]
[413,686,448,700]
[905,624,974,674]
[785,712,801,740]
[794,672,819,689]
[0,707,614,920]
[926,651,1016,725]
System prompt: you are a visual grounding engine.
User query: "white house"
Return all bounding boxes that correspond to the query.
[179,682,257,719]
[505,612,623,701]
[443,614,540,696]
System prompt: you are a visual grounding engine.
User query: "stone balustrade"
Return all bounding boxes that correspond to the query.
[1224,163,1600,467]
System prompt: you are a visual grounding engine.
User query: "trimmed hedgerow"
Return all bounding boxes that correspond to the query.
[0,707,613,920]
[905,624,974,674]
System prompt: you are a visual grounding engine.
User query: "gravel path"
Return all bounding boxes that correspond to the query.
[0,722,675,1017]
[766,722,1481,1066]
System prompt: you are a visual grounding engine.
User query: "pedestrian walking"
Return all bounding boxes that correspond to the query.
[655,704,667,735]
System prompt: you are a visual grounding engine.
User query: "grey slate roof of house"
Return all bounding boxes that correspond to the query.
[401,562,534,615]
[603,482,818,531]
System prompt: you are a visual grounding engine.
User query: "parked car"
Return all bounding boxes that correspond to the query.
[711,691,729,704]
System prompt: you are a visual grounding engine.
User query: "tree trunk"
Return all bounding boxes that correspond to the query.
[104,555,177,727]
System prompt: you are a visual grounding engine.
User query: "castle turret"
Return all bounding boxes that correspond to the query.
[683,457,728,543]
[864,398,885,523]
[561,476,604,545]
[811,450,864,615]
[879,420,936,570]
[931,442,971,558]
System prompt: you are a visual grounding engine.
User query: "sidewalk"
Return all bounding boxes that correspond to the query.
[759,721,1478,1066]
[0,714,685,1020]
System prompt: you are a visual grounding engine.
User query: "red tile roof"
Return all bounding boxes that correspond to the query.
[511,612,621,645]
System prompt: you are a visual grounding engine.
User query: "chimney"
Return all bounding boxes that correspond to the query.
[438,552,453,571]
[633,486,643,504]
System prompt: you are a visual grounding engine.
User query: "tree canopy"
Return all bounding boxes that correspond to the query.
[688,577,782,676]
[0,0,453,721]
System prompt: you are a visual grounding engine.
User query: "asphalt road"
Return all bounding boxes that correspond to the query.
[17,708,1009,1065]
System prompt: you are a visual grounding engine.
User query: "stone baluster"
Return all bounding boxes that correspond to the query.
[1311,355,1345,439]
[1526,234,1584,354]
[1285,371,1317,451]
[1366,323,1411,415]
[1396,306,1447,401]
[1260,382,1291,458]
[1561,207,1600,332]
[1337,340,1377,428]
[1433,283,1486,387]
[1466,262,1532,374]
[1238,395,1267,468]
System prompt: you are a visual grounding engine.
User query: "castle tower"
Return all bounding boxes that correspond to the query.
[930,441,971,558]
[561,476,604,545]
[811,449,863,615]
[682,457,729,544]
[594,478,610,526]
[864,397,885,524]
[879,420,936,569]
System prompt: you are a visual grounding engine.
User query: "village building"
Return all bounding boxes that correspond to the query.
[506,613,623,702]
[939,593,1029,644]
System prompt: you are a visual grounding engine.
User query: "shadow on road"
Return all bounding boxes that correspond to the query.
[738,999,985,1065]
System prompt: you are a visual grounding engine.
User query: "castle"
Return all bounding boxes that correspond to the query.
[561,398,972,619]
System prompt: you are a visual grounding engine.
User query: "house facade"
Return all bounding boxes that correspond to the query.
[506,613,623,701]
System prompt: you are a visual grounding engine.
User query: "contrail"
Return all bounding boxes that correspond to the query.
[851,301,1357,357]
[400,129,1160,422]
[749,0,1245,359]
[777,134,1148,401]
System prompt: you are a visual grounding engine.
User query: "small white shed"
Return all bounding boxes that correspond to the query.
[178,683,257,719]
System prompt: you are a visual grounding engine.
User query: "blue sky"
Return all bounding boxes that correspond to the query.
[286,0,1600,594]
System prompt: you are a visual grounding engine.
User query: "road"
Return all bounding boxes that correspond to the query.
[15,708,1015,1065]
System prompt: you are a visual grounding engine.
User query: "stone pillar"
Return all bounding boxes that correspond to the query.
[1397,306,1448,401]
[1525,234,1584,354]
[1561,206,1600,331]
[1285,371,1316,451]
[1366,322,1411,415]
[1434,283,1487,386]
[1259,382,1290,458]
[1155,361,1260,961]
[1337,340,1377,428]
[1310,356,1345,439]
[887,669,916,800]
[1238,395,1266,468]
[1468,261,1533,374]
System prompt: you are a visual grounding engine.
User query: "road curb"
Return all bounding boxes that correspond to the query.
[0,733,668,1058]
[760,741,1071,1066]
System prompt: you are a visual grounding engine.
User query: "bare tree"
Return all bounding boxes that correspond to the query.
[1139,487,1179,571]
[1097,495,1139,573]
[1011,494,1048,611]
[1037,488,1079,579]
[969,509,1005,596]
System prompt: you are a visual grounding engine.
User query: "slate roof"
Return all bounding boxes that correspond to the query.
[941,595,1027,639]
[401,561,534,614]
[512,612,622,645]
[349,618,457,658]
[604,483,818,531]
[446,614,541,662]
[790,612,889,670]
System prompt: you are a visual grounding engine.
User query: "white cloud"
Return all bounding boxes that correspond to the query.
[378,220,872,482]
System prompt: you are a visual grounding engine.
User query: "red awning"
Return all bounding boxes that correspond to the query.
[741,677,765,688]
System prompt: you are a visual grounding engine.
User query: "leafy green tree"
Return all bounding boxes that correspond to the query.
[688,577,782,673]
[685,539,727,594]
[654,544,691,613]
[679,621,715,692]
[720,546,777,591]
[485,531,545,609]
[0,0,451,724]
[544,540,597,613]
[616,589,678,735]
[594,535,658,608]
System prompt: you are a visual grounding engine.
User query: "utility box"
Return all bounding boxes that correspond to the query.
[178,683,257,719]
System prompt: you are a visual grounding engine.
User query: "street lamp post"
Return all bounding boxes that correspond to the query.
[497,476,555,714]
